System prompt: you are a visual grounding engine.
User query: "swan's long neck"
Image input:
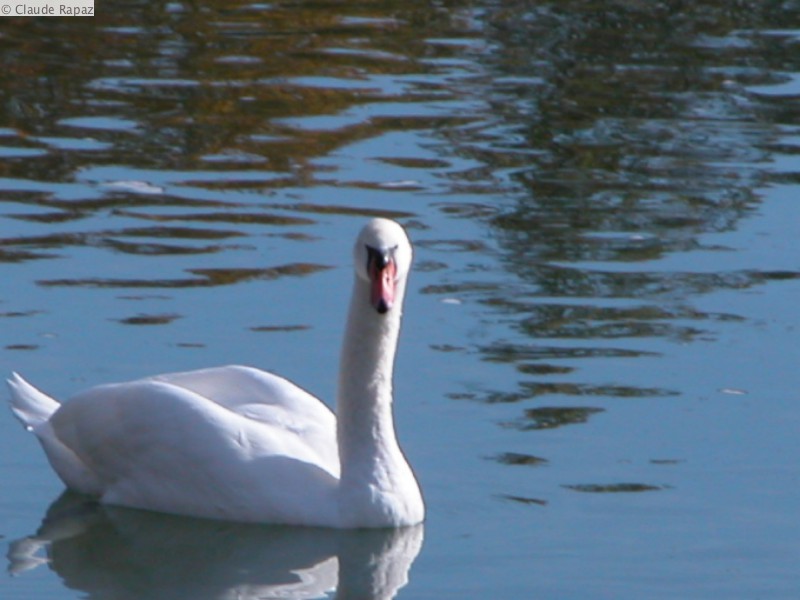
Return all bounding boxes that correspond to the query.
[336,274,422,527]
[337,273,404,471]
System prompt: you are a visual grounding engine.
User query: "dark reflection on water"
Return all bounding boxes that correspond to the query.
[491,451,548,467]
[38,263,332,288]
[115,312,181,326]
[9,493,423,600]
[563,483,665,494]
[501,406,605,431]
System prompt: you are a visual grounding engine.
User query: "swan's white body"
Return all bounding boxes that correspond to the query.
[7,219,424,529]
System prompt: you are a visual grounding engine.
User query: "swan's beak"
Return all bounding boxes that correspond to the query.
[367,248,397,314]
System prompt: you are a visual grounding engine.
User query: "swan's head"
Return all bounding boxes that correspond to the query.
[354,218,413,314]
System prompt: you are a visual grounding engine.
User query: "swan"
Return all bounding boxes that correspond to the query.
[7,218,424,529]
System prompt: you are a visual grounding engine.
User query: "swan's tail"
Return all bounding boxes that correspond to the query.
[7,373,60,432]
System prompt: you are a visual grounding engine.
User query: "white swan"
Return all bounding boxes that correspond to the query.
[7,218,424,529]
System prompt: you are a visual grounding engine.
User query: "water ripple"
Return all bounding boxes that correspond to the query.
[38,263,331,288]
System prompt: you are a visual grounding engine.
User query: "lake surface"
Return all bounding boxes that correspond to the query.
[2,1,800,598]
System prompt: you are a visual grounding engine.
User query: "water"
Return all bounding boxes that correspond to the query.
[2,1,800,597]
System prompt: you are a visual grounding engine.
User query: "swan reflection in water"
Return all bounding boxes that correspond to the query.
[8,492,424,600]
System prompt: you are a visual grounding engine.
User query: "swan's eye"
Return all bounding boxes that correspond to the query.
[365,245,397,273]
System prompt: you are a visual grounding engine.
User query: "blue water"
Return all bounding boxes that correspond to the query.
[3,2,800,598]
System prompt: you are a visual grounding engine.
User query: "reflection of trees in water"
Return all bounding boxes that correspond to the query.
[422,2,800,409]
[476,2,800,237]
[2,0,799,491]
[0,0,478,175]
[474,1,800,254]
[0,0,478,265]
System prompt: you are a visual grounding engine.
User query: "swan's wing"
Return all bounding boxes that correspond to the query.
[50,379,339,525]
[149,365,337,465]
